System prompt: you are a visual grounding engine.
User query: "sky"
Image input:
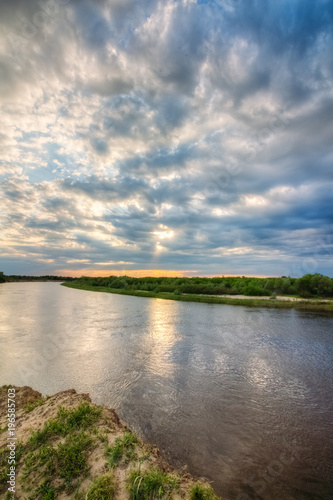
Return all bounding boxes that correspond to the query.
[0,0,332,278]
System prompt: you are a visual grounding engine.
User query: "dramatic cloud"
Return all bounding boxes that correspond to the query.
[0,0,332,276]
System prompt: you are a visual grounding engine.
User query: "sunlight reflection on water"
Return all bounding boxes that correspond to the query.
[0,282,333,499]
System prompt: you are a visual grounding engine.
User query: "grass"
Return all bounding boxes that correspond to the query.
[16,405,139,496]
[127,466,180,500]
[62,283,333,312]
[28,403,102,449]
[0,445,23,500]
[190,483,220,500]
[23,431,92,493]
[18,403,102,494]
[25,396,48,413]
[57,432,92,482]
[59,403,102,429]
[106,431,138,468]
[0,448,7,486]
[86,473,116,499]
[34,481,57,499]
[0,442,24,486]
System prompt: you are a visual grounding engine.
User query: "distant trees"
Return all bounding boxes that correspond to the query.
[74,273,333,298]
[3,275,75,282]
[297,274,333,297]
[2,272,333,296]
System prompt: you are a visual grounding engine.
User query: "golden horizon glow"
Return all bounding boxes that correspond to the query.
[54,269,274,278]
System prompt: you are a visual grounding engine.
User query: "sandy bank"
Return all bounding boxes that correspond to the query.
[195,294,332,302]
[0,386,220,499]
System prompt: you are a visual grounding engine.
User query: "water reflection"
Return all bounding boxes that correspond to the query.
[1,283,333,500]
[247,355,277,390]
[145,299,179,378]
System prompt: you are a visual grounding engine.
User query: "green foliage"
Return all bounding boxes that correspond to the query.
[57,432,92,482]
[106,431,138,468]
[107,440,123,467]
[0,449,7,485]
[0,442,24,486]
[34,481,57,499]
[71,273,333,299]
[3,274,75,282]
[190,483,220,500]
[25,396,48,413]
[243,285,270,296]
[24,431,92,492]
[297,273,333,297]
[64,282,333,311]
[20,405,101,495]
[28,403,101,449]
[127,466,180,500]
[86,473,116,499]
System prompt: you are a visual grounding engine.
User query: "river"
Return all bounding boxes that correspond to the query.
[0,282,332,499]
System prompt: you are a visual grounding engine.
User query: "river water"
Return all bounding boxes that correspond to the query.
[0,282,332,499]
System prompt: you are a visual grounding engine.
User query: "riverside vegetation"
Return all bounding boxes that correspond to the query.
[62,274,333,312]
[0,272,74,283]
[0,386,219,500]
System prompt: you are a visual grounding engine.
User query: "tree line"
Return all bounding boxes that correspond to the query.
[75,273,333,298]
[1,272,332,298]
[0,273,75,283]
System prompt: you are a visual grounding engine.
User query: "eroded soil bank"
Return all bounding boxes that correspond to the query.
[0,386,220,499]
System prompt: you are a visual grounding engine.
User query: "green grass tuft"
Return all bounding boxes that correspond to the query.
[106,431,138,468]
[23,431,93,492]
[0,442,24,488]
[0,449,8,485]
[86,472,116,499]
[34,481,57,499]
[127,466,180,500]
[25,396,48,413]
[57,403,102,431]
[57,432,92,483]
[28,403,102,449]
[28,418,64,448]
[189,483,220,500]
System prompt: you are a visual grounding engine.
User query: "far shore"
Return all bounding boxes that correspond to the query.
[62,282,333,312]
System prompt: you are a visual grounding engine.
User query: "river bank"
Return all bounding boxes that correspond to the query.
[62,283,333,312]
[0,386,219,499]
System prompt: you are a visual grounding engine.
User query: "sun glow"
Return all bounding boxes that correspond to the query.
[153,230,174,239]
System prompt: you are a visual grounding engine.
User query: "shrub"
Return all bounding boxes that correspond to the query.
[243,285,270,296]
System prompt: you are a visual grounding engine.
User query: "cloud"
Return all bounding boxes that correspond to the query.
[0,0,332,276]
